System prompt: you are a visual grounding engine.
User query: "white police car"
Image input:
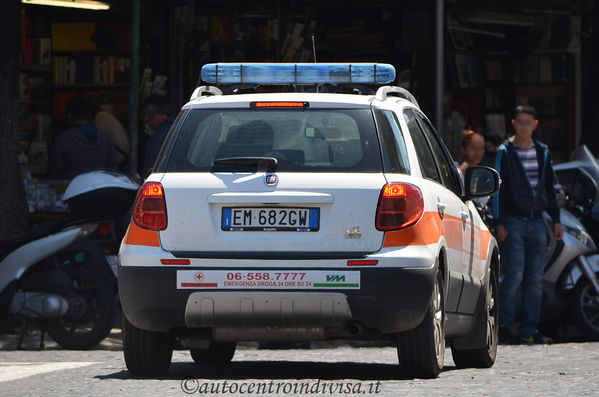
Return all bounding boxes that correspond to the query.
[119,63,500,378]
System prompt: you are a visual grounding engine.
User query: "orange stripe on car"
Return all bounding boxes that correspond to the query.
[122,222,161,247]
[479,229,493,261]
[383,211,492,261]
[441,214,464,252]
[383,211,443,247]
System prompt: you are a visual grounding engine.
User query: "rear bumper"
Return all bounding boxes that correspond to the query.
[118,264,436,337]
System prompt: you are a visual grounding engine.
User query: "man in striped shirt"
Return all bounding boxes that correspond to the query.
[493,105,563,345]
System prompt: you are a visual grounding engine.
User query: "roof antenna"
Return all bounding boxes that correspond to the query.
[312,35,317,62]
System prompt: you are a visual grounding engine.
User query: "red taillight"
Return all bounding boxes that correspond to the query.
[132,182,167,231]
[95,222,112,237]
[375,183,424,231]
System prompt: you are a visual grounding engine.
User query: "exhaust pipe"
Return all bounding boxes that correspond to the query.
[347,322,364,336]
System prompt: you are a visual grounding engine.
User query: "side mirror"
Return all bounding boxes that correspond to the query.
[464,166,500,200]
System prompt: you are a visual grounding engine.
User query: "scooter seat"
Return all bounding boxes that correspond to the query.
[0,218,83,262]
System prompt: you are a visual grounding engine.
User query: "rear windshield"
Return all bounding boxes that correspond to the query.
[161,108,382,172]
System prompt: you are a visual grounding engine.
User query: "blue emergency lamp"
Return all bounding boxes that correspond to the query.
[201,63,396,85]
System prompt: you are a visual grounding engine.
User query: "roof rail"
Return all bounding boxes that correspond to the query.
[375,86,420,109]
[190,85,222,101]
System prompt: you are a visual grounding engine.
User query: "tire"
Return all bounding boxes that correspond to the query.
[46,266,115,349]
[122,314,173,377]
[571,274,599,339]
[397,268,445,379]
[190,341,236,365]
[451,265,498,368]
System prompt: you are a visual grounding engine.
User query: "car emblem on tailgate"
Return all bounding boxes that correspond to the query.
[265,174,278,185]
[345,226,362,239]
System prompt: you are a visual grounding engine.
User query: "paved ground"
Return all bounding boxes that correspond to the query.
[0,330,598,396]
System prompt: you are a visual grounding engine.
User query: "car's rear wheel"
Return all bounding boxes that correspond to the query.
[396,267,445,379]
[190,341,236,364]
[451,265,498,368]
[122,315,173,376]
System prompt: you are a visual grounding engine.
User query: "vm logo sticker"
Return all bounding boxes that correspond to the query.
[326,275,346,282]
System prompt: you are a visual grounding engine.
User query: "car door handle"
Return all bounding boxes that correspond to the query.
[436,202,446,211]
[460,211,469,221]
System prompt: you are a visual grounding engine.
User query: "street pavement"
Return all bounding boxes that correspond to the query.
[0,330,598,396]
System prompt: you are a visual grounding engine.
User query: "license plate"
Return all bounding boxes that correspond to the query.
[221,207,319,231]
[177,270,360,289]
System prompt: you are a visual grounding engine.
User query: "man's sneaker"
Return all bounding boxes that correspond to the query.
[499,324,515,345]
[520,332,553,345]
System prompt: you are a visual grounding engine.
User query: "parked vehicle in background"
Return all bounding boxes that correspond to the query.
[0,170,138,349]
[62,170,140,283]
[554,145,599,244]
[540,146,599,338]
[119,63,500,378]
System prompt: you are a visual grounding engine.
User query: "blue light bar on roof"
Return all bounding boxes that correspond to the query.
[201,63,396,85]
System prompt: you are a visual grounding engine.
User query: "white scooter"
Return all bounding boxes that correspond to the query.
[0,170,139,349]
[540,207,599,339]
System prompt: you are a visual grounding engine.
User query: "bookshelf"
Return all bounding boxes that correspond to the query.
[443,14,578,163]
[18,8,131,176]
[19,31,53,175]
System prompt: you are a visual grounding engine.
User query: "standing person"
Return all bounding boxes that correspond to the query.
[493,105,563,344]
[48,96,116,180]
[142,95,174,175]
[87,96,130,171]
[456,129,488,205]
[456,129,486,178]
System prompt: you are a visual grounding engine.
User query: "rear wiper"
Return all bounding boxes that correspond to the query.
[213,156,278,171]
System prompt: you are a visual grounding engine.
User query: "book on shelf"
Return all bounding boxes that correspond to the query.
[514,55,568,84]
[20,73,50,101]
[446,57,459,89]
[52,22,96,51]
[54,55,130,85]
[22,38,52,67]
[151,75,168,96]
[18,113,52,143]
[19,73,29,100]
[93,57,110,84]
[539,58,552,83]
[447,54,479,89]
[553,56,568,82]
[485,89,502,109]
[529,96,566,117]
[455,55,469,88]
[485,61,504,81]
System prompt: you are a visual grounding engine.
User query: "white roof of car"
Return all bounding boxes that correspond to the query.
[182,92,409,110]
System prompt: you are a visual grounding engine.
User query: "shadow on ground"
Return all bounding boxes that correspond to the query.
[0,328,123,351]
[96,360,459,381]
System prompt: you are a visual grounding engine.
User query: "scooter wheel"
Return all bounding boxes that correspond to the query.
[46,265,115,349]
[571,274,599,339]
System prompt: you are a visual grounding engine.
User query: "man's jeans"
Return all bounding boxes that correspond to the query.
[498,216,548,338]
